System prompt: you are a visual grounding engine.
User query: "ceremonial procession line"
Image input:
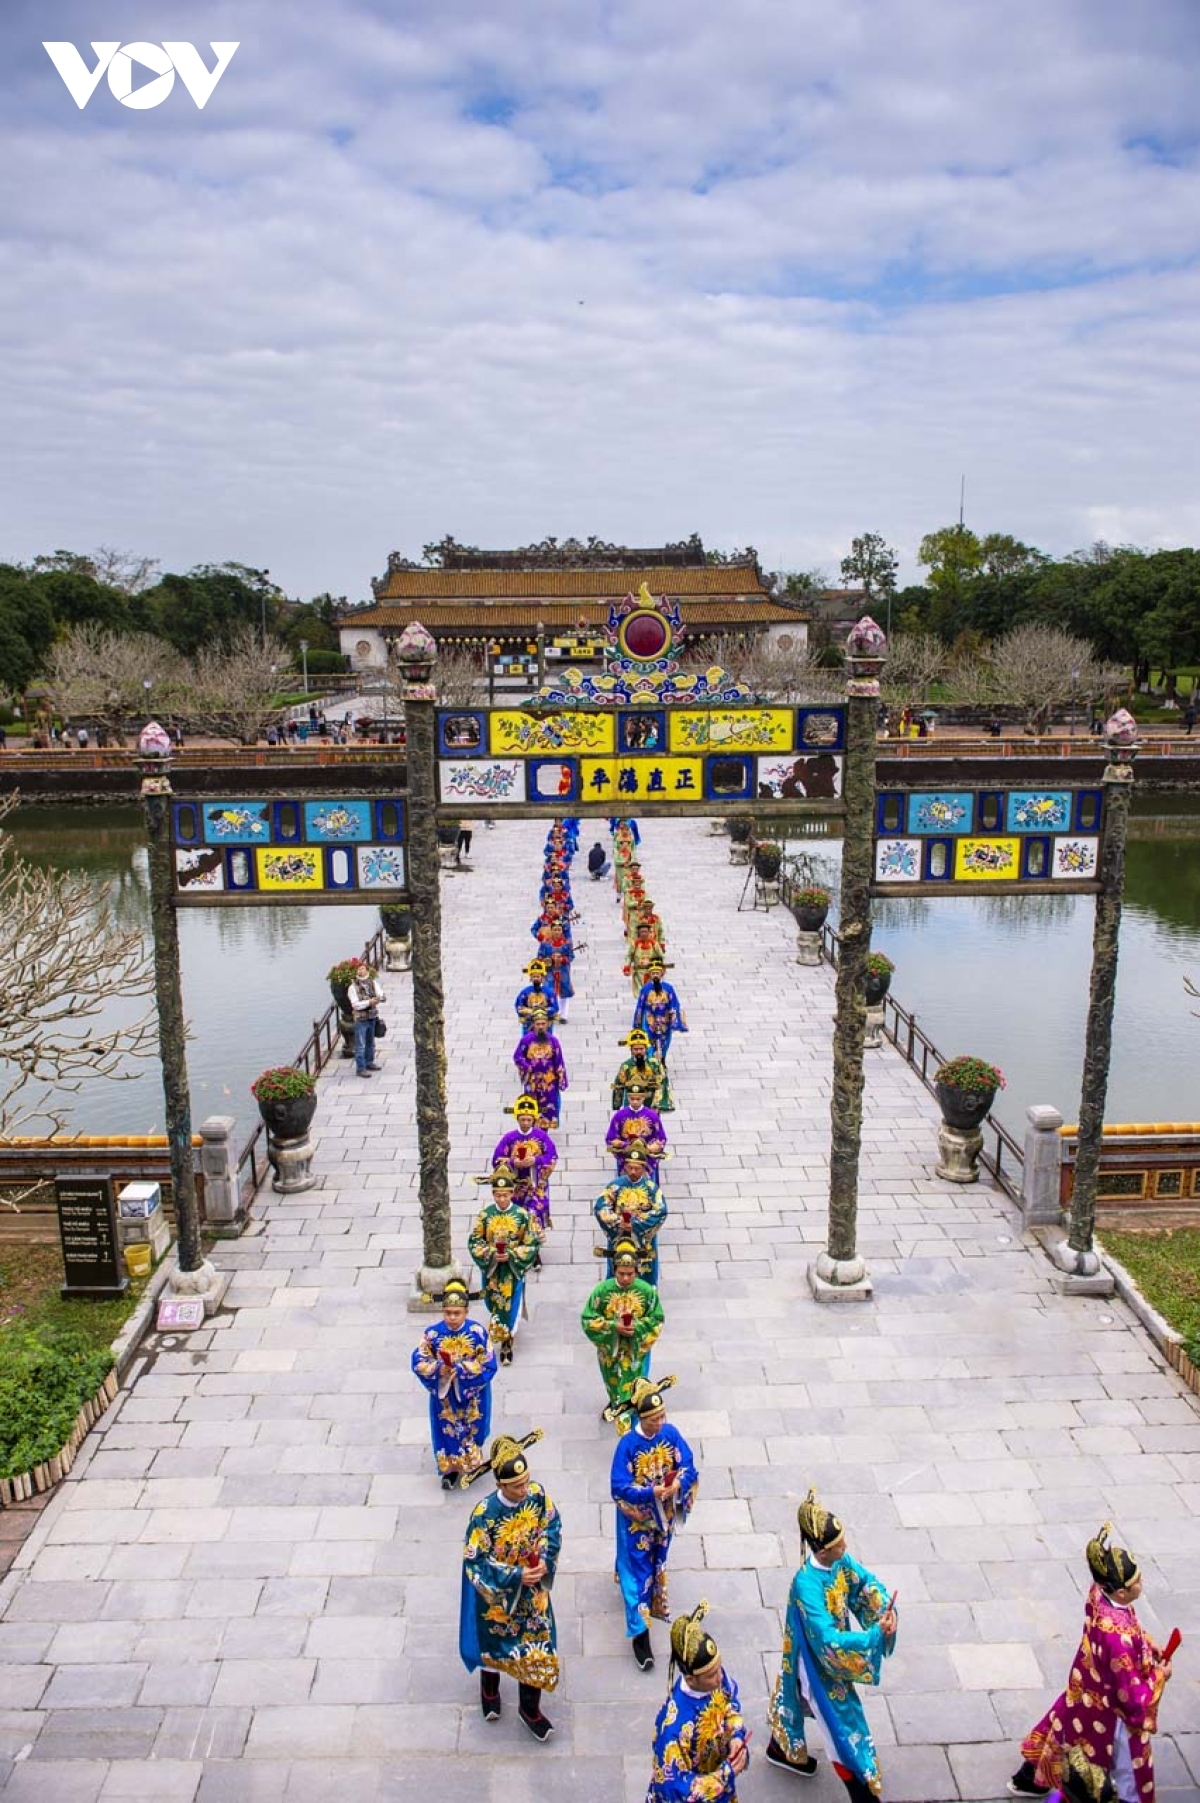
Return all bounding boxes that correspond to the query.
[1,818,1198,1802]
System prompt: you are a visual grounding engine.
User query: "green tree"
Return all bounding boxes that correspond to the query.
[840,532,898,603]
[148,563,282,655]
[0,567,55,695]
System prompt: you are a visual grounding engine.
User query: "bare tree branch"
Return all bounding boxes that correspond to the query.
[42,626,186,746]
[708,633,842,703]
[0,793,158,1142]
[182,626,290,744]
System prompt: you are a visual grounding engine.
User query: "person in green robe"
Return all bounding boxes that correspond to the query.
[612,1027,672,1113]
[467,1163,540,1365]
[581,1238,664,1419]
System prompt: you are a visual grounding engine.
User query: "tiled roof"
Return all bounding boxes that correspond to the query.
[343,599,805,632]
[371,564,769,601]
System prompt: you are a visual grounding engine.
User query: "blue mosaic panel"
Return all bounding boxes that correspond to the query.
[1005,790,1072,833]
[201,801,272,844]
[304,800,373,842]
[906,791,974,835]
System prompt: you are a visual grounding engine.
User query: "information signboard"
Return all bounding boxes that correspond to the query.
[55,1173,127,1299]
[169,795,408,905]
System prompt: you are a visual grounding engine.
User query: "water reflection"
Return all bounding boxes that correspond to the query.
[5,805,377,1137]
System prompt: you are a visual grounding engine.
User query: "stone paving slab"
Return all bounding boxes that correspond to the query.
[2,817,1198,1800]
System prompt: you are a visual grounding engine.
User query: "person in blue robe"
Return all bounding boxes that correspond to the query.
[594,1147,667,1282]
[459,1429,561,1741]
[515,958,559,1027]
[410,1276,496,1489]
[611,1377,697,1671]
[646,1600,749,1800]
[634,957,688,1065]
[767,1486,898,1799]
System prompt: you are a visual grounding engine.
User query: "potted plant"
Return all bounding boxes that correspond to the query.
[752,839,783,882]
[933,1055,1006,1130]
[379,904,412,940]
[251,1065,318,1141]
[791,885,831,930]
[727,818,753,845]
[864,951,894,1005]
[327,957,361,1057]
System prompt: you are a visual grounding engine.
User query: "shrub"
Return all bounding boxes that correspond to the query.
[793,886,831,908]
[0,1325,114,1480]
[935,1055,1006,1093]
[250,1065,317,1104]
[865,952,894,978]
[302,649,348,675]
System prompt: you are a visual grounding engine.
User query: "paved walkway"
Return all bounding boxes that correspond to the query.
[2,818,1199,1802]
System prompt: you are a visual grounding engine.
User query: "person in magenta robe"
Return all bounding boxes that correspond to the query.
[1009,1524,1171,1802]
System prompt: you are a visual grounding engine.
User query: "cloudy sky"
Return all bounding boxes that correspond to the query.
[2,0,1198,598]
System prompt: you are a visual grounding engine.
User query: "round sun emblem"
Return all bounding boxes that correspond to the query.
[618,606,672,663]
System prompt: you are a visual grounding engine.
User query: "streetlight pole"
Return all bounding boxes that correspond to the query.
[299,639,309,696]
[810,614,887,1303]
[395,623,458,1305]
[1069,667,1080,739]
[259,568,271,647]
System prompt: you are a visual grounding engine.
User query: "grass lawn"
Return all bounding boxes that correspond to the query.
[1101,1228,1200,1354]
[0,1242,145,1480]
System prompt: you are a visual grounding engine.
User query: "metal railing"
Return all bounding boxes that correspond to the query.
[233,925,386,1203]
[777,860,1025,1201]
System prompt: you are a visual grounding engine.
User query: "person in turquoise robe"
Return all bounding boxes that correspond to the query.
[646,1600,750,1801]
[459,1430,561,1741]
[594,1147,667,1282]
[410,1276,496,1489]
[611,1377,698,1671]
[767,1486,898,1799]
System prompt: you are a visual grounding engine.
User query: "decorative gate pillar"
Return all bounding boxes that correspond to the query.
[395,624,460,1305]
[809,618,885,1304]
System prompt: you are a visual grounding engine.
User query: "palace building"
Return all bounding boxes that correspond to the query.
[339,535,809,679]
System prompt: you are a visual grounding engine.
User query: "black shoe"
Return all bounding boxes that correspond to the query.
[518,1708,554,1741]
[366,1063,382,1071]
[632,1629,654,1671]
[480,1674,501,1721]
[765,1738,817,1777]
[499,1344,513,1366]
[440,1474,456,1491]
[1007,1773,1050,1800]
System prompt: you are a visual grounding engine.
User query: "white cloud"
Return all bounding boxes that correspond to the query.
[0,0,1197,595]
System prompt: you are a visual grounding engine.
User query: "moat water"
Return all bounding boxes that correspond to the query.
[5,800,1199,1142]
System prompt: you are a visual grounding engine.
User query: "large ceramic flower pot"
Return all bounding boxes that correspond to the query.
[935,1081,996,1130]
[753,846,782,882]
[793,902,829,932]
[864,970,892,1005]
[257,1091,318,1143]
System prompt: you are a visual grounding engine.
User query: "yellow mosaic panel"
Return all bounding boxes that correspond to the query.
[488,711,616,756]
[668,708,793,753]
[953,837,1021,882]
[254,847,324,891]
[580,757,704,802]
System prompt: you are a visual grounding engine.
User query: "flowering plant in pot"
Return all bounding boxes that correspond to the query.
[327,957,362,1008]
[752,839,783,882]
[864,951,894,1004]
[251,1065,318,1140]
[933,1056,1006,1130]
[791,885,831,931]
